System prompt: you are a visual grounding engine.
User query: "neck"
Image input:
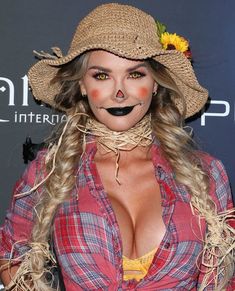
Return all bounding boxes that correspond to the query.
[83,114,153,184]
[95,141,152,160]
[85,114,153,153]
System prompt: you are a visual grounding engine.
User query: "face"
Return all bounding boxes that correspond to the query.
[79,50,157,131]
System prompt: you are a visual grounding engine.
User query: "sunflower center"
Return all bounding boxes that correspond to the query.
[166,44,176,50]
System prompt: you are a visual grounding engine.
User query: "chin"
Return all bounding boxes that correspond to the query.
[106,124,133,132]
[94,111,147,132]
[104,119,139,132]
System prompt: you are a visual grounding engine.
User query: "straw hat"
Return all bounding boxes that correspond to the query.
[28,3,208,118]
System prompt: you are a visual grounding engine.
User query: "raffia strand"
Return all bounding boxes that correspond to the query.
[77,114,153,184]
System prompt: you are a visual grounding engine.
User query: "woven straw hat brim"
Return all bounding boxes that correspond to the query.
[153,53,208,118]
[28,43,208,118]
[28,2,208,118]
[28,32,161,110]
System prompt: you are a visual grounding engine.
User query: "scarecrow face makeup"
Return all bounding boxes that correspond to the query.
[80,50,157,131]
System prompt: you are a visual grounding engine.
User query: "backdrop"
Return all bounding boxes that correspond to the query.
[0,0,234,227]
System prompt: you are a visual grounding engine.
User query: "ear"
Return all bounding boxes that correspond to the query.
[79,80,87,96]
[153,82,158,93]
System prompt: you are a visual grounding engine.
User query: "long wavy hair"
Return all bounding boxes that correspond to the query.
[11,51,234,290]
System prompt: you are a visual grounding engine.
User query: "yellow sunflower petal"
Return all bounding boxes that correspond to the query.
[160,32,189,53]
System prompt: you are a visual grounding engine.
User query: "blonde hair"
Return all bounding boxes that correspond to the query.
[147,60,234,289]
[8,52,234,290]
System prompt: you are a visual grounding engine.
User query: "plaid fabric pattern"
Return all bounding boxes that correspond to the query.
[0,141,234,290]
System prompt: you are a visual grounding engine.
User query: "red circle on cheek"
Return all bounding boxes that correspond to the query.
[139,87,148,98]
[91,89,100,99]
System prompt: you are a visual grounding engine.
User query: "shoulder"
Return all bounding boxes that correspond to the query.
[196,151,233,212]
[18,149,48,189]
[196,150,221,166]
[12,149,48,209]
[196,150,229,184]
[1,149,49,223]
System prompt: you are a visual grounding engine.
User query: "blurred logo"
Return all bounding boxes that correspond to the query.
[0,75,66,124]
[201,100,230,126]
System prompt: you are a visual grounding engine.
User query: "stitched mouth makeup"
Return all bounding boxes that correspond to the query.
[106,106,134,116]
[104,104,142,116]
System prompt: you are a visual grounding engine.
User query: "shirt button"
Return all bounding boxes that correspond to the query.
[157,167,165,180]
[164,242,170,249]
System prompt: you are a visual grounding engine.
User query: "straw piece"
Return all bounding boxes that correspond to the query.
[15,113,89,199]
[83,114,153,183]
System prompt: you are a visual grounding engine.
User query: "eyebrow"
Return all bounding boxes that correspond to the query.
[88,63,147,73]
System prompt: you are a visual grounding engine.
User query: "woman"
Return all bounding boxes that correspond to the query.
[0,3,234,290]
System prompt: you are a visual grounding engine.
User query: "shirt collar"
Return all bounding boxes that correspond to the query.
[82,136,173,178]
[81,135,191,204]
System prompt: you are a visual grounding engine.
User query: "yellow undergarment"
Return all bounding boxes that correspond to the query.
[123,247,157,281]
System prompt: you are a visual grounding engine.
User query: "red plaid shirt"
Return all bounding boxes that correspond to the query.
[0,140,234,290]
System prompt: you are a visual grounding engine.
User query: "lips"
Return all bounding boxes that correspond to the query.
[106,105,135,116]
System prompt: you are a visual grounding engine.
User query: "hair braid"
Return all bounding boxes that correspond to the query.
[10,104,88,290]
[151,84,234,290]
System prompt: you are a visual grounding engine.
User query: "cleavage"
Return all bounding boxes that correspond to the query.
[107,186,166,259]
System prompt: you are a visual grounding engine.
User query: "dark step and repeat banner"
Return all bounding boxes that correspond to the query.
[0,0,234,225]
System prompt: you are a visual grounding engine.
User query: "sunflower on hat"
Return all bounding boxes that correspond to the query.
[156,21,192,60]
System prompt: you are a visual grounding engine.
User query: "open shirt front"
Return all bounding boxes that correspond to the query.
[0,139,234,290]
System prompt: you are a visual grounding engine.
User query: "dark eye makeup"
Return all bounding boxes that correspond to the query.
[92,70,146,80]
[129,71,146,78]
[92,72,108,80]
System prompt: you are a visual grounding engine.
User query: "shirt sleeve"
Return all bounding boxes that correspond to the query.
[0,150,46,264]
[197,157,235,290]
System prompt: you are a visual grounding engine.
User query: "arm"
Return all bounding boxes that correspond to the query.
[197,158,235,290]
[0,260,19,286]
[0,150,46,287]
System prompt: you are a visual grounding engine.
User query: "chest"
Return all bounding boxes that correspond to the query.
[51,146,207,289]
[52,178,206,290]
[95,156,166,257]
